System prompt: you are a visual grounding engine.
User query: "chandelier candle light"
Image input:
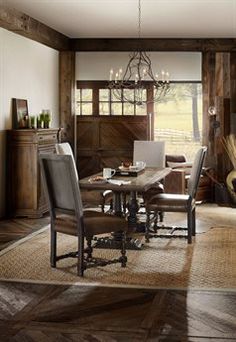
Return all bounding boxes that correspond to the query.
[108,0,170,106]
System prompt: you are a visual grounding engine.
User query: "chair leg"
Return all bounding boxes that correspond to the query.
[109,198,113,212]
[120,231,127,267]
[192,208,196,236]
[159,211,164,223]
[154,210,159,232]
[187,209,192,244]
[86,236,93,260]
[122,193,127,215]
[50,230,57,268]
[145,211,151,242]
[78,235,85,277]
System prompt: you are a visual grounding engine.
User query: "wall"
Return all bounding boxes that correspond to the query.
[0,28,59,217]
[76,52,201,81]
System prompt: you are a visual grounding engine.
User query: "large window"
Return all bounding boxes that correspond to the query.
[76,81,148,116]
[154,82,202,160]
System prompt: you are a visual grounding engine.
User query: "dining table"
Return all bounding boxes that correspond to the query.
[79,167,171,250]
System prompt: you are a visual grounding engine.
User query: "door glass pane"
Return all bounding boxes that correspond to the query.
[123,89,134,102]
[111,90,122,101]
[99,89,109,101]
[111,103,122,115]
[136,104,147,115]
[82,89,92,101]
[135,88,147,102]
[75,89,81,102]
[81,103,93,115]
[124,103,134,115]
[99,102,109,115]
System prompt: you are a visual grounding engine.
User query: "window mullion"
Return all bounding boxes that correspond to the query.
[93,87,99,116]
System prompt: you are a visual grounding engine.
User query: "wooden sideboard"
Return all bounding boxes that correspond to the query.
[6,129,60,218]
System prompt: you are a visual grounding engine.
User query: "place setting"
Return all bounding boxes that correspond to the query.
[89,167,131,186]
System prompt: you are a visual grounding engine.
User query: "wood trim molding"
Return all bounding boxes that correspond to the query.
[70,38,236,52]
[0,4,69,51]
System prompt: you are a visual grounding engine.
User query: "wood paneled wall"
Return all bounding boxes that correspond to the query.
[202,52,235,181]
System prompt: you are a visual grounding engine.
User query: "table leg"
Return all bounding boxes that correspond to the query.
[127,191,139,231]
[93,190,143,250]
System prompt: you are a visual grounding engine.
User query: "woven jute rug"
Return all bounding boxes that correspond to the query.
[0,226,236,289]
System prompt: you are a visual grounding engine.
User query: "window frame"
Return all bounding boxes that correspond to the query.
[76,81,153,116]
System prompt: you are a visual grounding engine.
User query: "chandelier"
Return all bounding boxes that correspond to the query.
[108,0,170,106]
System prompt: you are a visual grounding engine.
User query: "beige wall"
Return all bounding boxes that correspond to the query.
[0,28,59,218]
[76,52,201,81]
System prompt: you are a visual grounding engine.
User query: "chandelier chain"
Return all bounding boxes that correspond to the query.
[108,0,170,106]
[138,0,141,39]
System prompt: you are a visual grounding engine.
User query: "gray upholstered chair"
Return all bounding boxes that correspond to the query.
[55,142,113,212]
[40,154,128,276]
[145,146,207,244]
[133,140,165,203]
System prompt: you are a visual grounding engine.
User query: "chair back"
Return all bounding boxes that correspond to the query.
[55,142,78,181]
[133,140,165,167]
[188,146,207,198]
[39,154,83,220]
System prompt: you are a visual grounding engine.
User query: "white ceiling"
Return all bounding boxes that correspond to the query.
[5,0,236,38]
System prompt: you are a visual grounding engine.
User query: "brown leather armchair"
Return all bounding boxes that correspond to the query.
[164,154,212,202]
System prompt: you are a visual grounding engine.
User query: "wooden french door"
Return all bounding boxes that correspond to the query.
[76,115,148,178]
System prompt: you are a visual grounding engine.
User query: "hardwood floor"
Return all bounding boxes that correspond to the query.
[0,216,49,251]
[1,204,236,340]
[0,282,236,341]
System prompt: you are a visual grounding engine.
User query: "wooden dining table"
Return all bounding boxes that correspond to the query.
[80,167,171,250]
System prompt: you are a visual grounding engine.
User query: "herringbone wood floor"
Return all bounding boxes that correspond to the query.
[1,206,236,341]
[0,282,236,341]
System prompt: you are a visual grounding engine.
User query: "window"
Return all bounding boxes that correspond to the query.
[75,88,93,115]
[154,82,202,160]
[76,81,148,116]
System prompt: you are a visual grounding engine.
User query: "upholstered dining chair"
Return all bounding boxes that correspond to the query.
[126,140,166,226]
[55,142,113,212]
[133,140,165,202]
[145,146,207,244]
[133,140,165,168]
[40,154,128,276]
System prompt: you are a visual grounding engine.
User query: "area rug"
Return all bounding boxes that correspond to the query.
[0,226,236,289]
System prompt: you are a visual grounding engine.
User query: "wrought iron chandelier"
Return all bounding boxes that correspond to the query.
[108,0,170,106]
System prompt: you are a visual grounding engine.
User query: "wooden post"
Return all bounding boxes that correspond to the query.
[59,51,76,154]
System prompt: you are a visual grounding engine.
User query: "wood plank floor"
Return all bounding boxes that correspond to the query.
[1,204,236,340]
[0,216,49,251]
[0,282,236,341]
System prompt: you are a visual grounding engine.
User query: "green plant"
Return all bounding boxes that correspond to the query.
[30,115,36,128]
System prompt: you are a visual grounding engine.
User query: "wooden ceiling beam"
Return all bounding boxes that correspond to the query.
[0,5,69,51]
[70,38,236,52]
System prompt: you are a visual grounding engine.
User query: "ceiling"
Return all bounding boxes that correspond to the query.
[5,0,236,39]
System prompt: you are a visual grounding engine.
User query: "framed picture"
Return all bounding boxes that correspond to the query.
[12,98,28,129]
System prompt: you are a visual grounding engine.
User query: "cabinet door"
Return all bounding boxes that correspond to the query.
[9,143,38,214]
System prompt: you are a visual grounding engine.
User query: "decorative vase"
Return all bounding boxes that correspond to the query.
[226,169,236,204]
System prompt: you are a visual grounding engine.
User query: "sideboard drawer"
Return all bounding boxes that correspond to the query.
[37,133,57,144]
